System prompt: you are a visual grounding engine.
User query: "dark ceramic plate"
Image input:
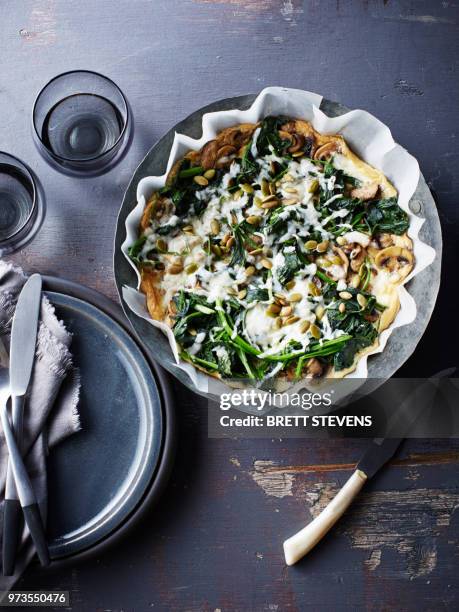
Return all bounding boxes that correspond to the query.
[41,278,175,562]
[114,94,442,396]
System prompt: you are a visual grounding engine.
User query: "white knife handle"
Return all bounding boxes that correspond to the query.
[283,469,367,566]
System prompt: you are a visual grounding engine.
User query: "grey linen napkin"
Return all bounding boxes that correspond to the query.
[0,261,82,589]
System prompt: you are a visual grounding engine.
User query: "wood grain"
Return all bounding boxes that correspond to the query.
[0,0,457,609]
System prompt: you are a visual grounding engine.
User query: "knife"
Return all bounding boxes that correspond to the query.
[0,398,50,567]
[283,372,451,566]
[3,274,42,576]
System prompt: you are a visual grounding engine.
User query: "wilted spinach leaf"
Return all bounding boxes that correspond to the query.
[366,198,409,235]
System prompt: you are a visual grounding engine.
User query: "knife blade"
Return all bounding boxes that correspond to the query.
[3,273,42,576]
[9,274,43,396]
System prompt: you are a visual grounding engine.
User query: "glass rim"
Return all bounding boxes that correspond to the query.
[0,151,37,243]
[32,69,130,164]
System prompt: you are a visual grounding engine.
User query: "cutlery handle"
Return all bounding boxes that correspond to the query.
[0,404,49,569]
[22,504,50,568]
[2,500,23,576]
[5,395,25,499]
[3,395,25,576]
[283,470,367,566]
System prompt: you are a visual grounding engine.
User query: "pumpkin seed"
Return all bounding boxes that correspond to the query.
[288,293,302,302]
[316,240,329,253]
[261,199,280,209]
[284,174,294,182]
[233,189,243,200]
[262,194,278,204]
[226,236,235,248]
[339,302,346,313]
[204,169,216,180]
[194,175,208,186]
[331,255,343,265]
[283,197,299,206]
[245,265,256,277]
[212,245,222,257]
[357,294,367,308]
[280,305,293,317]
[310,324,321,339]
[292,151,304,158]
[185,263,198,274]
[308,282,321,297]
[300,320,311,334]
[269,182,277,195]
[254,196,263,209]
[260,258,272,269]
[211,219,221,235]
[248,248,263,256]
[315,305,325,320]
[182,225,194,235]
[351,275,361,288]
[286,280,296,290]
[305,240,318,250]
[308,179,319,193]
[156,238,167,252]
[285,315,300,326]
[189,328,197,336]
[261,178,270,196]
[195,304,215,314]
[238,289,247,299]
[266,303,281,316]
[241,183,254,194]
[274,317,283,330]
[336,236,346,245]
[220,233,230,246]
[284,187,298,194]
[247,215,261,225]
[339,291,352,300]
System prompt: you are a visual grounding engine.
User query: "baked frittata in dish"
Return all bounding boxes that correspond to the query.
[129,116,414,381]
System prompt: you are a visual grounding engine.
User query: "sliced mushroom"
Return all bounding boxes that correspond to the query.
[313,141,341,161]
[374,246,414,280]
[215,145,237,168]
[288,133,305,153]
[377,233,394,248]
[306,358,324,378]
[329,245,349,279]
[200,139,219,169]
[347,244,367,273]
[350,182,378,200]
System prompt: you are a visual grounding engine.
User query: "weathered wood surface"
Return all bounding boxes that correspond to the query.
[1,0,458,610]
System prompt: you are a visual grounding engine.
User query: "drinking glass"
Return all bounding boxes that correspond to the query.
[32,70,131,176]
[0,152,44,255]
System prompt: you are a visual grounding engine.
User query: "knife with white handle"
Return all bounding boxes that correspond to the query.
[3,273,42,576]
[283,439,400,566]
[283,370,453,566]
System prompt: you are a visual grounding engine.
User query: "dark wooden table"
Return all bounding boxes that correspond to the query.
[2,1,459,610]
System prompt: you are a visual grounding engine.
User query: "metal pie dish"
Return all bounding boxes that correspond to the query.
[114,94,442,400]
[39,277,175,564]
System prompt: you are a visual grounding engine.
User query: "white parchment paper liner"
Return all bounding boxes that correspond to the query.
[121,87,436,395]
